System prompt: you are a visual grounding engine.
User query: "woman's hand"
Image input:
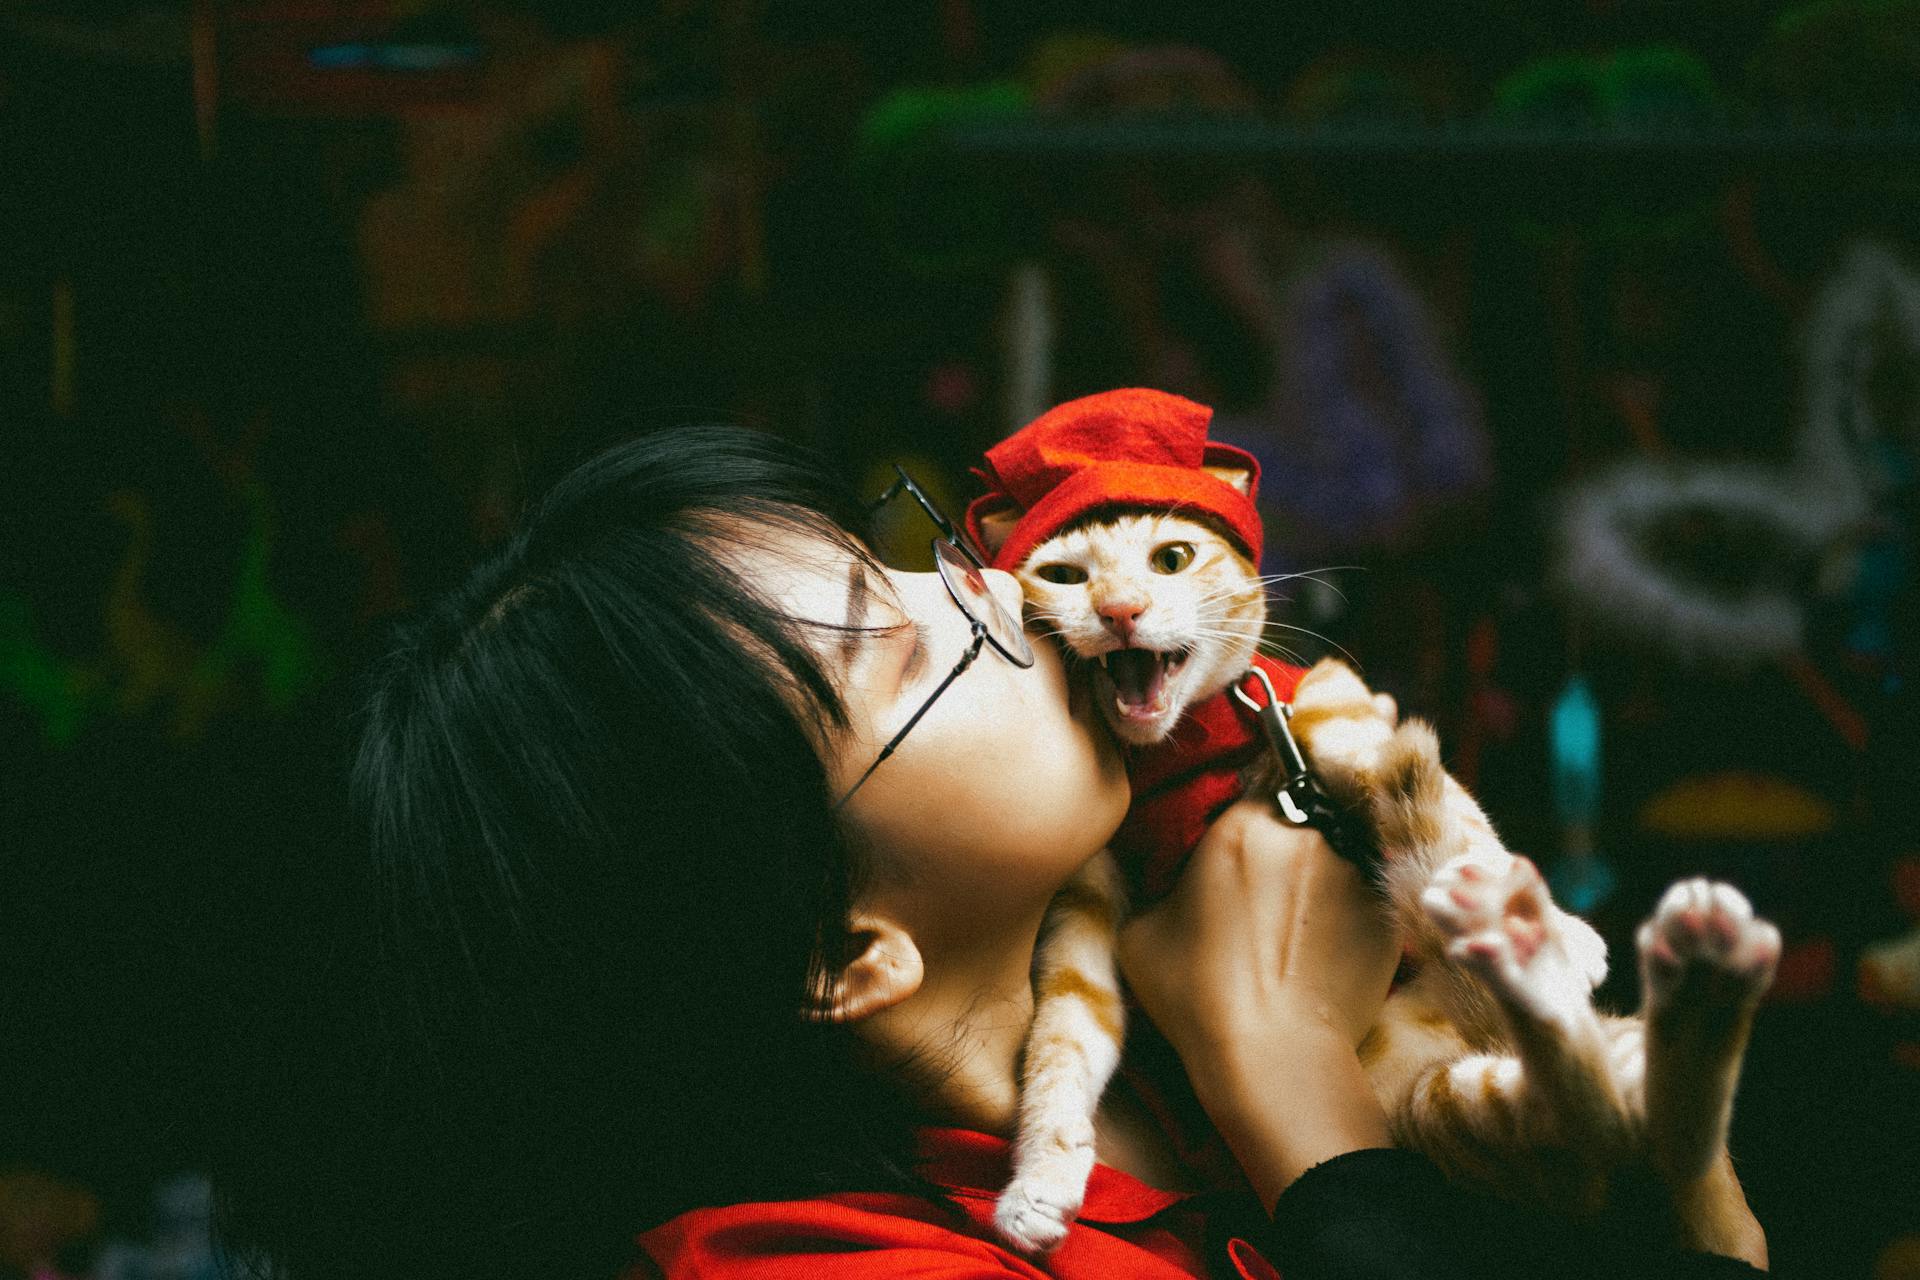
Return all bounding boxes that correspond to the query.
[1117,796,1401,1209]
[1119,795,1399,1061]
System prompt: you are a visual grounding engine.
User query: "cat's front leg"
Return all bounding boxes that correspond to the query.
[996,852,1128,1253]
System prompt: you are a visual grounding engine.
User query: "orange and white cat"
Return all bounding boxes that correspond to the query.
[983,503,1780,1260]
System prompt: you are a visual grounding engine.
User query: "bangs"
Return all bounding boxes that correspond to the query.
[682,501,910,744]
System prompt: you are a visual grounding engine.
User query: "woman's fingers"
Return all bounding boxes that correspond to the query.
[1118,797,1397,1059]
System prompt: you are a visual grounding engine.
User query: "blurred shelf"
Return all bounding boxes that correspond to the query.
[911,116,1920,228]
[941,118,1920,159]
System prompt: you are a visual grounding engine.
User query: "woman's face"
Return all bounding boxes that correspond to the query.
[741,522,1130,938]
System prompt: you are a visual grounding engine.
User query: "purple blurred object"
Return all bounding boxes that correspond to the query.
[1262,244,1490,549]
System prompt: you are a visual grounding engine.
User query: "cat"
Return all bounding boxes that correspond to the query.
[980,502,1781,1260]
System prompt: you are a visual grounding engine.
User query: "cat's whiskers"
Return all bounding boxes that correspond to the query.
[1183,569,1357,602]
[1183,590,1271,619]
[1174,618,1347,670]
[1254,618,1361,668]
[1168,624,1282,664]
[1249,567,1359,597]
[1185,575,1272,603]
[1024,619,1083,646]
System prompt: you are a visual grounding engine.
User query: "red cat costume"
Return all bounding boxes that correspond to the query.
[962,388,1303,902]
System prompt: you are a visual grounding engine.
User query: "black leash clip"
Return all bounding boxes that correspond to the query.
[1232,666,1373,871]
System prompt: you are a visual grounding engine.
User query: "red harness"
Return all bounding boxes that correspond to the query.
[1110,655,1306,903]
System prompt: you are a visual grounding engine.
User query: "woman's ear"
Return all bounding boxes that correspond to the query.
[805,915,924,1023]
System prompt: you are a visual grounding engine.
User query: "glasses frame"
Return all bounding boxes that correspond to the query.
[832,467,1033,810]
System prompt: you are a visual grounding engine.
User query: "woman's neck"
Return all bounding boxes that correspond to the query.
[857,902,1202,1192]
[860,912,1043,1138]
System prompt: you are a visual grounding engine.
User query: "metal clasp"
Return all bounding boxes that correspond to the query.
[1233,666,1318,827]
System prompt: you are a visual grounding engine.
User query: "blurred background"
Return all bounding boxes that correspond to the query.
[2,2,1917,1277]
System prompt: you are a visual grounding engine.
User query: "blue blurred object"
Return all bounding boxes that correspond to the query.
[1843,441,1911,665]
[90,1175,244,1280]
[1551,673,1601,826]
[309,43,480,71]
[1549,673,1617,912]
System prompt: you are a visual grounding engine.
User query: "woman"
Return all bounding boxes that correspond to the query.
[210,424,1767,1279]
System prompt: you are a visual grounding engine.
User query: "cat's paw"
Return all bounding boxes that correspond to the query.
[1423,852,1600,1027]
[993,1175,1081,1255]
[1289,658,1397,793]
[1425,852,1548,969]
[1638,879,1780,1016]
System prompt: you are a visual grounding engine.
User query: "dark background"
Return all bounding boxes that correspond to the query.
[2,3,1917,1277]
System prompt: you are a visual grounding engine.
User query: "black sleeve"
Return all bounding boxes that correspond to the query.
[1262,1148,1770,1280]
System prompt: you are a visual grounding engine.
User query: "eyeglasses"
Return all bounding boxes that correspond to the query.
[833,466,1034,809]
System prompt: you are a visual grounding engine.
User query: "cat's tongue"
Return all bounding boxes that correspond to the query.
[1106,648,1167,718]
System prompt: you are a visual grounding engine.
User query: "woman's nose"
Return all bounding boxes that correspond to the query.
[982,567,1027,624]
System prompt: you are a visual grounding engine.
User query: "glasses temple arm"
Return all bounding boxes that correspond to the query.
[868,477,908,514]
[832,628,986,810]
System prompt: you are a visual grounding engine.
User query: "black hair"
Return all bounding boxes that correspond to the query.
[209,426,944,1280]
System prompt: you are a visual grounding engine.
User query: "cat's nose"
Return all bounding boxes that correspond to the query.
[1097,599,1146,640]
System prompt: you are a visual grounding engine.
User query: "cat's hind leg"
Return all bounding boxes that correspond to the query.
[1637,879,1779,1186]
[1420,851,1633,1159]
[1634,879,1778,1259]
[996,852,1128,1254]
[1379,979,1609,1208]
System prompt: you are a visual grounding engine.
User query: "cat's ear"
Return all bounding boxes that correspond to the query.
[804,914,924,1023]
[974,506,1022,560]
[1203,462,1254,496]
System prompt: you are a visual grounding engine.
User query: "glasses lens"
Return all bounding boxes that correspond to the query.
[932,539,1034,667]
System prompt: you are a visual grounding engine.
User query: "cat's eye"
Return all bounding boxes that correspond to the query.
[1035,563,1088,585]
[1151,542,1195,575]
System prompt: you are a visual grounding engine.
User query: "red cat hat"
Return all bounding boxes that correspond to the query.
[962,388,1264,571]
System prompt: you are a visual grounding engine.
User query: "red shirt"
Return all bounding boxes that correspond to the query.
[634,1127,1282,1279]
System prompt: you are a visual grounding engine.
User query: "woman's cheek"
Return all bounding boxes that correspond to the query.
[999,705,1129,862]
[1042,642,1130,826]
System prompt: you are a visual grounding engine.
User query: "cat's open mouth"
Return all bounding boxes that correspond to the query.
[1097,646,1191,723]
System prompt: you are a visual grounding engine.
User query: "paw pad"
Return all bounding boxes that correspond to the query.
[994,1183,1074,1254]
[1425,853,1545,962]
[1424,853,1597,1022]
[1638,878,1780,1008]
